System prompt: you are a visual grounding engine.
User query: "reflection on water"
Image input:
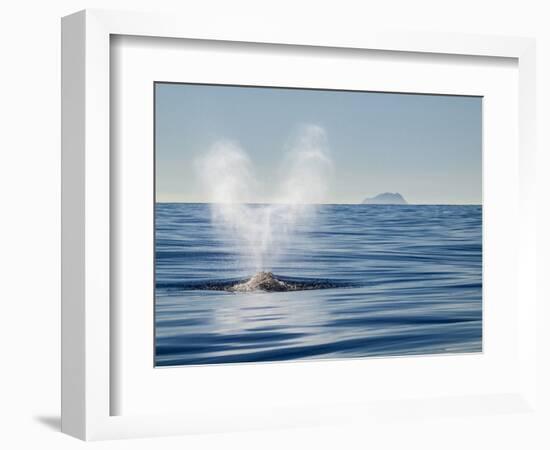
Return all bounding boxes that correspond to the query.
[155,204,482,366]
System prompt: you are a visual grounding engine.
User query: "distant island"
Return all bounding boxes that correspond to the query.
[362,192,408,205]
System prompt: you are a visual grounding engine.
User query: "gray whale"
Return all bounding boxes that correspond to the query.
[225,271,343,292]
[228,271,291,292]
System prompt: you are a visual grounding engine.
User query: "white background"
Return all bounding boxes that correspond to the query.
[0,1,548,449]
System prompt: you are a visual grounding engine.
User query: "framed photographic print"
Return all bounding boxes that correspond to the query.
[61,9,538,441]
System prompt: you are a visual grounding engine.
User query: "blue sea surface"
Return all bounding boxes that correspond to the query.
[155,203,482,366]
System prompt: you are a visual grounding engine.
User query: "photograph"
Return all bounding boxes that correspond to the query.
[154,82,483,367]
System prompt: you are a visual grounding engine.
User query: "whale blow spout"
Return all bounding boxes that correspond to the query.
[229,272,291,292]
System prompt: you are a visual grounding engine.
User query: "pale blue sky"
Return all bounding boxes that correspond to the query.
[155,83,482,204]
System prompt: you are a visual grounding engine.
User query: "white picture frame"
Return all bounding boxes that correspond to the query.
[61,9,537,441]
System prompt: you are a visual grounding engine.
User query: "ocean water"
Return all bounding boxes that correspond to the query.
[155,203,482,366]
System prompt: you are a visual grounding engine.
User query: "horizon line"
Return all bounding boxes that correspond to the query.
[155,201,482,206]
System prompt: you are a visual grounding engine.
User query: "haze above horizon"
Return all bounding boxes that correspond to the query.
[155,83,482,205]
